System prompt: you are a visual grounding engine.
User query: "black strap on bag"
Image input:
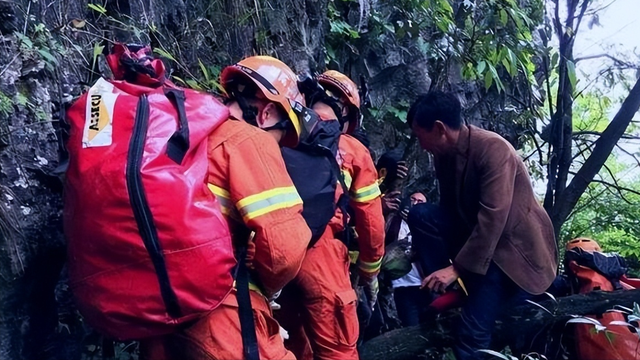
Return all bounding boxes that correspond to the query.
[234,242,260,360]
[282,118,352,248]
[164,89,190,165]
[320,144,351,248]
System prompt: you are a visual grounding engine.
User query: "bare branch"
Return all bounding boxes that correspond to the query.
[553,0,562,41]
[583,0,617,16]
[567,186,607,219]
[532,131,545,166]
[573,130,640,140]
[571,139,594,161]
[601,163,634,204]
[574,54,638,69]
[615,143,640,169]
[569,171,640,198]
[572,0,592,39]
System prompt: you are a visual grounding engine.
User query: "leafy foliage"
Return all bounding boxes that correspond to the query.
[562,179,640,259]
[0,92,13,117]
[14,22,62,72]
[456,0,540,93]
[326,0,542,92]
[573,92,613,133]
[562,88,640,260]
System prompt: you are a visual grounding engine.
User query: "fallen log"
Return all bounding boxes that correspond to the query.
[360,289,640,360]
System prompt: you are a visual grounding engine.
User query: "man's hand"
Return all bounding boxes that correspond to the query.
[400,207,409,221]
[421,265,459,293]
[396,161,409,180]
[382,190,401,214]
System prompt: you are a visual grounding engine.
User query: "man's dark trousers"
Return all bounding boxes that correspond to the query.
[408,203,530,360]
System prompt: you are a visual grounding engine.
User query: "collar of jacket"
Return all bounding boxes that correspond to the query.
[454,124,471,157]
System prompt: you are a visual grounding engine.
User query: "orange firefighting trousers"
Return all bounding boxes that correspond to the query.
[139,289,295,360]
[277,234,359,360]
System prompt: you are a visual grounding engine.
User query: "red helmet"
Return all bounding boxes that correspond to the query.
[220,56,305,147]
[317,70,361,134]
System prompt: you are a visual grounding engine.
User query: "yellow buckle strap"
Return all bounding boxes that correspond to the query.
[233,280,263,295]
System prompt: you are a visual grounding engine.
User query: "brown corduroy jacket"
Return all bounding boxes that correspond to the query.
[435,125,558,295]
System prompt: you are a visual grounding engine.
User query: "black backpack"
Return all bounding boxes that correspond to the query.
[281,119,350,248]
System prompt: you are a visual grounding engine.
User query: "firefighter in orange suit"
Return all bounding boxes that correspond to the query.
[278,70,385,360]
[139,56,311,360]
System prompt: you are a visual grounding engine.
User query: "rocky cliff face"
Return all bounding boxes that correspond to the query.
[0,1,530,358]
[0,1,333,358]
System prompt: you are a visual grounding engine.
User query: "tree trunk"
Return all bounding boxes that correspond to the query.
[544,0,619,237]
[361,289,640,360]
[552,76,640,228]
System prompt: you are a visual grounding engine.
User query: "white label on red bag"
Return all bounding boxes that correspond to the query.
[83,78,118,148]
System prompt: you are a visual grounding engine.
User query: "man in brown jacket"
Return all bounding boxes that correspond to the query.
[406,91,558,359]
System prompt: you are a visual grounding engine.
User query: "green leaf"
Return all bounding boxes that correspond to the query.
[488,63,499,80]
[92,43,104,59]
[216,82,228,95]
[501,57,513,77]
[508,8,524,29]
[567,59,577,91]
[484,71,493,90]
[499,9,508,26]
[487,63,504,93]
[15,32,33,49]
[198,59,209,82]
[87,3,107,14]
[326,46,336,62]
[37,49,58,65]
[90,42,104,76]
[172,76,187,86]
[185,79,202,90]
[462,62,474,79]
[388,106,408,122]
[207,79,227,95]
[15,93,28,107]
[436,19,450,33]
[153,48,177,62]
[438,0,453,14]
[477,60,486,74]
[507,48,518,76]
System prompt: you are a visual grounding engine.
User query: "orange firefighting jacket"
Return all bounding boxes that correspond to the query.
[207,119,312,294]
[327,134,385,278]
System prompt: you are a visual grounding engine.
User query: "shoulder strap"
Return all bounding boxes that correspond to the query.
[329,150,351,248]
[313,128,351,248]
[299,119,352,247]
[236,247,260,360]
[163,89,190,164]
[233,230,260,360]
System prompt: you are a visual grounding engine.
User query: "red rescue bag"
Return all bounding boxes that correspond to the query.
[64,44,235,340]
[565,241,640,360]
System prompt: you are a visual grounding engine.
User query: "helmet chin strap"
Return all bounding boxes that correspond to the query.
[298,76,347,126]
[324,97,347,127]
[233,92,260,127]
[262,120,289,132]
